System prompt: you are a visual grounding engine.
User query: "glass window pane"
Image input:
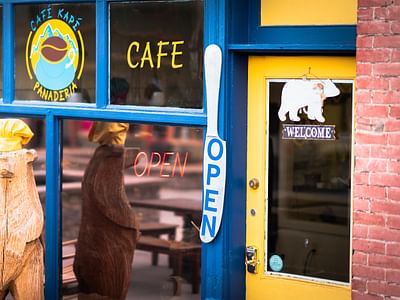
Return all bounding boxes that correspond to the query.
[110,1,204,108]
[266,80,353,282]
[62,120,202,298]
[15,4,95,103]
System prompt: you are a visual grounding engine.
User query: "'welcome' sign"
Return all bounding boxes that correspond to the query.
[200,44,226,243]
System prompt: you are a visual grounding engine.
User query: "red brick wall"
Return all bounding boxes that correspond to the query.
[354,0,400,299]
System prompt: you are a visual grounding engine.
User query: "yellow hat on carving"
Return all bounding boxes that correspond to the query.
[88,121,129,145]
[0,119,34,152]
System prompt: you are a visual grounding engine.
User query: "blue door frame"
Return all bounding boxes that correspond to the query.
[0,0,355,299]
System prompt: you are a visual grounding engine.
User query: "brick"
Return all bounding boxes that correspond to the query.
[374,7,387,18]
[357,49,391,62]
[353,237,386,253]
[388,134,400,145]
[357,63,373,75]
[355,172,370,185]
[373,63,400,76]
[368,226,400,243]
[387,284,400,297]
[352,291,383,300]
[388,159,400,172]
[357,78,389,90]
[354,224,369,238]
[353,264,385,280]
[356,89,373,103]
[355,212,386,226]
[370,201,400,215]
[356,104,388,118]
[389,106,400,118]
[374,36,400,48]
[367,281,389,296]
[353,251,368,264]
[371,145,400,159]
[359,0,394,7]
[388,5,400,20]
[369,254,400,269]
[385,120,400,132]
[354,197,371,211]
[387,242,400,256]
[387,269,400,284]
[375,7,388,19]
[354,184,386,199]
[391,77,400,90]
[392,23,400,34]
[368,159,388,172]
[387,217,400,230]
[359,22,391,35]
[370,174,400,187]
[355,144,371,157]
[357,36,374,48]
[356,132,387,145]
[356,157,369,171]
[388,188,400,201]
[358,8,374,20]
[372,91,400,104]
[352,278,367,292]
[356,117,376,131]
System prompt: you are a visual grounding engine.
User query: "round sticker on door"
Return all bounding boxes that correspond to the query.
[269,254,283,272]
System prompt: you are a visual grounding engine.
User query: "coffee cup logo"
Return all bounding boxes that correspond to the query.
[26,12,85,101]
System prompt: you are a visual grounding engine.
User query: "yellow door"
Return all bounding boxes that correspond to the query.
[246,56,355,300]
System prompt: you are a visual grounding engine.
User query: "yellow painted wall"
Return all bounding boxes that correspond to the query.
[261,0,357,26]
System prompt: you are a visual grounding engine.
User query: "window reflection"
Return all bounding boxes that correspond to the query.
[110,1,204,108]
[267,81,353,282]
[62,120,202,298]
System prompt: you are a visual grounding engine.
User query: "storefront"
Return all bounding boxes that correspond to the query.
[0,0,366,299]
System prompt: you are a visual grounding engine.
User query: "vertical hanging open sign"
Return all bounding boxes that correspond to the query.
[200,44,226,243]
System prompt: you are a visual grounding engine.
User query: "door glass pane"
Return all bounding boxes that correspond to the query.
[61,120,202,298]
[266,80,353,283]
[110,1,203,108]
[15,4,95,103]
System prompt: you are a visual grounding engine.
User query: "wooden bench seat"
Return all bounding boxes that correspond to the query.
[136,236,201,295]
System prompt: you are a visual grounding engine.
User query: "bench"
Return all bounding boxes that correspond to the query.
[136,236,201,295]
[140,222,178,266]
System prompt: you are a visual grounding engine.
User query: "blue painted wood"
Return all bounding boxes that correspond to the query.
[44,114,62,300]
[228,41,356,53]
[96,0,108,108]
[202,0,226,299]
[3,3,14,104]
[223,52,247,300]
[0,103,207,125]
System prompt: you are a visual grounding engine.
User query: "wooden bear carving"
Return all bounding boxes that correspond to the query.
[73,122,139,300]
[0,119,44,300]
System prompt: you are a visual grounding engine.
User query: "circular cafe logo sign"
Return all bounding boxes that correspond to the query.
[25,7,84,101]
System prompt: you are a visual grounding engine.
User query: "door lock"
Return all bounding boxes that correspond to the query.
[245,246,259,274]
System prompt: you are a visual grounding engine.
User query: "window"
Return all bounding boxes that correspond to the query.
[110,1,203,108]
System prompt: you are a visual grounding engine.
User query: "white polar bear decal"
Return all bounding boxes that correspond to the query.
[278,79,340,123]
